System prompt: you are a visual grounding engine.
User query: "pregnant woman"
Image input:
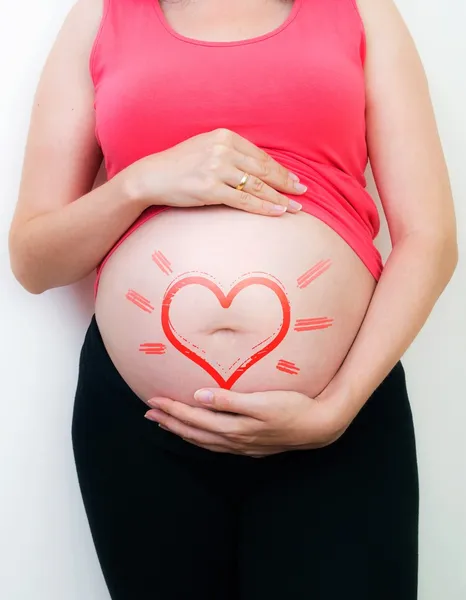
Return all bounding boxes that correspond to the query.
[9,0,457,598]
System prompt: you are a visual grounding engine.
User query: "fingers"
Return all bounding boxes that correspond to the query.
[146,409,277,457]
[144,397,285,457]
[220,186,288,216]
[148,408,234,449]
[206,130,306,216]
[194,388,267,419]
[147,398,248,435]
[230,142,307,197]
[144,404,252,453]
[225,168,302,214]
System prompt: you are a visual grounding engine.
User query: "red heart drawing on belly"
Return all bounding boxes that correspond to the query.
[161,275,291,389]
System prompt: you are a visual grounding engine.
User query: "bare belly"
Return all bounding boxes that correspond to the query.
[95,207,376,405]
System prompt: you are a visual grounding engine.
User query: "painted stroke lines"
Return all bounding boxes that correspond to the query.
[297,259,332,289]
[125,248,173,312]
[139,343,167,355]
[276,359,300,375]
[152,250,173,275]
[125,290,155,313]
[294,317,334,332]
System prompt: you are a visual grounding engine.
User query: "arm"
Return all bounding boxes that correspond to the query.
[319,0,458,415]
[8,0,151,294]
[9,0,305,295]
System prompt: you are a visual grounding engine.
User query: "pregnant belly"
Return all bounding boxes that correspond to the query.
[95,207,376,405]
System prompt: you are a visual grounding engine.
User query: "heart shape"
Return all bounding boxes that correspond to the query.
[161,274,291,389]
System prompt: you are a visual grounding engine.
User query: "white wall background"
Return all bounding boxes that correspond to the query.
[0,1,464,598]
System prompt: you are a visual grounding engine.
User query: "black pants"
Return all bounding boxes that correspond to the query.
[72,316,419,599]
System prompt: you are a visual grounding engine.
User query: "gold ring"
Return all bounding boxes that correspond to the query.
[235,172,250,191]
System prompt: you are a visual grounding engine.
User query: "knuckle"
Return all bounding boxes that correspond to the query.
[229,439,247,453]
[207,156,222,172]
[214,128,233,144]
[213,392,229,411]
[234,437,251,449]
[228,430,253,445]
[259,157,271,179]
[225,427,242,443]
[238,190,251,207]
[262,200,271,213]
[257,148,270,162]
[210,142,228,157]
[251,177,265,194]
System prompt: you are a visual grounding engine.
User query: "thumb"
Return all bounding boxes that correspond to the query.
[194,388,262,417]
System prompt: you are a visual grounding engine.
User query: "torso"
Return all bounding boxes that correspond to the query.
[93,0,379,404]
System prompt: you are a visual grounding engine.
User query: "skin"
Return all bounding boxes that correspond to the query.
[95,205,375,404]
[10,0,457,457]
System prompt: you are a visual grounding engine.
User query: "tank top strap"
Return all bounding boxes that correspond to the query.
[296,0,366,64]
[90,0,164,87]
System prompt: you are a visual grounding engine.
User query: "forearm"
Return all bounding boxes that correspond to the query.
[9,170,149,294]
[320,232,458,416]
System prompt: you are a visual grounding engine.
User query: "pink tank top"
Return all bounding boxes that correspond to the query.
[91,0,382,289]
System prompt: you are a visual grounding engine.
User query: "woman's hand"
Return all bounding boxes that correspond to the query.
[124,128,307,216]
[144,388,351,457]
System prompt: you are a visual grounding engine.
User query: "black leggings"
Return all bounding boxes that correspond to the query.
[72,316,419,599]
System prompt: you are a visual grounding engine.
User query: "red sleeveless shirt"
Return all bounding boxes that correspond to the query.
[91,0,382,286]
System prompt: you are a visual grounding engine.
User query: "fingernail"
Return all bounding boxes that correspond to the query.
[272,205,287,214]
[289,172,300,181]
[288,199,302,211]
[147,399,160,408]
[194,389,214,404]
[294,182,307,193]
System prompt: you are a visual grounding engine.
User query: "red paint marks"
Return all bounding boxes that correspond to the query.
[251,334,275,350]
[126,290,155,313]
[228,358,242,372]
[297,259,332,289]
[161,275,291,389]
[152,250,173,275]
[139,343,167,355]
[179,334,205,354]
[294,317,334,332]
[276,359,300,375]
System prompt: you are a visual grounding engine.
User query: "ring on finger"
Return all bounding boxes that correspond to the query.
[235,172,250,191]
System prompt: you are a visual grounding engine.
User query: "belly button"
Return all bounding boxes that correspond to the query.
[211,327,238,335]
